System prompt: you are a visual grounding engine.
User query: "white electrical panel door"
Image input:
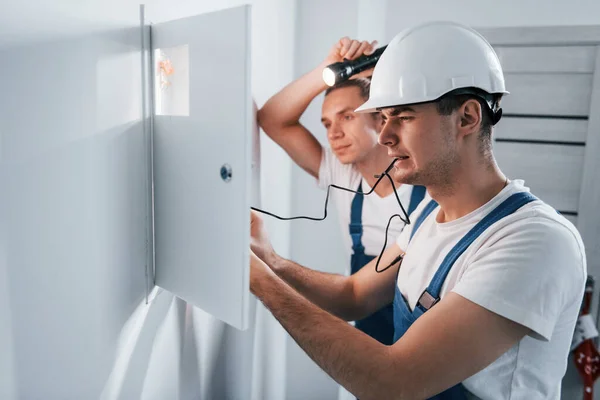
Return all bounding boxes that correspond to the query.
[152,5,251,330]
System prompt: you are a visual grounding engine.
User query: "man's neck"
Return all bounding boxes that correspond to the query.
[354,146,397,196]
[429,161,508,223]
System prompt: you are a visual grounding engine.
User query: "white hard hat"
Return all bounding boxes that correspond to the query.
[355,21,509,115]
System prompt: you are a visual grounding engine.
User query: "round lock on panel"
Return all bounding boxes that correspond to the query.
[220,164,233,182]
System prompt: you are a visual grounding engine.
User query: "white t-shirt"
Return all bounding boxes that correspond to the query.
[395,179,587,399]
[317,148,418,267]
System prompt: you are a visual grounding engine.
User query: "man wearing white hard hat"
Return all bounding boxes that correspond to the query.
[258,38,426,346]
[249,21,586,399]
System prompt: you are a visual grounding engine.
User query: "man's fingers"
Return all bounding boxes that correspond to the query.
[344,40,361,59]
[339,36,351,57]
[356,40,371,57]
[365,40,379,55]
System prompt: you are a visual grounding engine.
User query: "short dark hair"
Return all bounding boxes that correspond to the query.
[324,77,371,101]
[435,88,502,153]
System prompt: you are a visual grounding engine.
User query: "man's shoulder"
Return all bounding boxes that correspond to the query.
[481,200,586,283]
[515,201,583,246]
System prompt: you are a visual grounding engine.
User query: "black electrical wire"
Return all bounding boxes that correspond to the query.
[251,158,410,273]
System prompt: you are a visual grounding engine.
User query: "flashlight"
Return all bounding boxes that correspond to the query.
[322,45,387,87]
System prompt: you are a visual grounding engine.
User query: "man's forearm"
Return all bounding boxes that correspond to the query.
[252,269,400,400]
[257,62,329,131]
[268,255,363,321]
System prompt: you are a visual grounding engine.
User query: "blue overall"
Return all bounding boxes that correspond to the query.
[350,183,426,345]
[392,191,537,399]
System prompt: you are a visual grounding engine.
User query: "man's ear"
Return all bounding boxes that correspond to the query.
[458,99,482,137]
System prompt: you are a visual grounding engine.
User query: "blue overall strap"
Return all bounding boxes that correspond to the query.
[417,192,538,312]
[407,185,426,216]
[349,181,365,254]
[409,199,439,242]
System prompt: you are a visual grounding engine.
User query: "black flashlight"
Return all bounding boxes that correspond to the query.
[322,45,387,87]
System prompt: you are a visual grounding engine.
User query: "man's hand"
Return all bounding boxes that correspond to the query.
[249,249,275,295]
[324,37,378,79]
[250,210,276,265]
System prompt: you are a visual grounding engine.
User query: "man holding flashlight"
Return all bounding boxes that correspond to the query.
[251,21,586,399]
[257,37,425,347]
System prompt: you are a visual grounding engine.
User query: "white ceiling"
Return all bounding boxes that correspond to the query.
[0,0,247,48]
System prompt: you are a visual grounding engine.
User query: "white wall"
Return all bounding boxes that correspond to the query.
[0,1,296,399]
[0,28,151,400]
[383,0,600,36]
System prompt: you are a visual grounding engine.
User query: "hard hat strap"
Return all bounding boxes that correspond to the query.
[440,87,503,126]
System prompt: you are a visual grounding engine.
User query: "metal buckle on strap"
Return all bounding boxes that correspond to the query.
[349,223,362,234]
[417,290,439,311]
